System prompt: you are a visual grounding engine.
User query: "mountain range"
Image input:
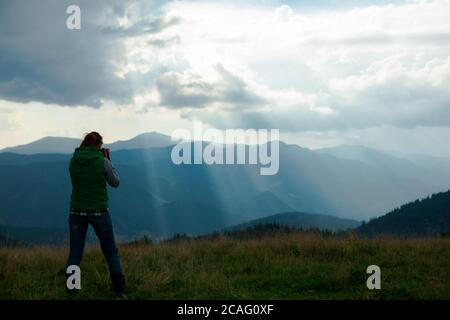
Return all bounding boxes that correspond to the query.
[1,132,450,241]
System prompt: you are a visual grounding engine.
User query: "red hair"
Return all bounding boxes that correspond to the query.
[80,132,103,147]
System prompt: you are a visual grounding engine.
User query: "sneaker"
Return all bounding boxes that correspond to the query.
[111,274,127,299]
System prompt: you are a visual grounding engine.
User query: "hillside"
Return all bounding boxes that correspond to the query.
[226,212,361,232]
[357,190,450,237]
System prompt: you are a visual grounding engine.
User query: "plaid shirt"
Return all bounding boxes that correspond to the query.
[70,208,108,216]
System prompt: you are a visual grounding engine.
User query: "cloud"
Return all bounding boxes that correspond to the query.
[156,72,215,109]
[101,15,181,37]
[147,35,181,48]
[274,4,293,21]
[0,0,178,107]
[0,106,16,131]
[155,0,450,131]
[156,64,267,109]
[328,54,450,128]
[1,0,450,135]
[178,52,450,131]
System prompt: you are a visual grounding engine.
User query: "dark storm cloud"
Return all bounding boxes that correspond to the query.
[156,72,215,108]
[0,0,177,107]
[156,64,266,109]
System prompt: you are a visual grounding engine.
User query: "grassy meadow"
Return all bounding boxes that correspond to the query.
[0,231,450,300]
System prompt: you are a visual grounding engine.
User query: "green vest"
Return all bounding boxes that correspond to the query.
[69,146,108,210]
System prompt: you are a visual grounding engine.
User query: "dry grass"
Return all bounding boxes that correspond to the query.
[1,232,449,299]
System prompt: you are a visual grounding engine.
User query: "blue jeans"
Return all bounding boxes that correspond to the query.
[66,212,123,276]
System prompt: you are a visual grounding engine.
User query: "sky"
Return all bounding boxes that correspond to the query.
[1,0,450,156]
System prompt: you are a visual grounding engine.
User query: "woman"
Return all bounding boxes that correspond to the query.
[66,131,126,298]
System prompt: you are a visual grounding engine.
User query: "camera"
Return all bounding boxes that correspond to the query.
[101,148,111,160]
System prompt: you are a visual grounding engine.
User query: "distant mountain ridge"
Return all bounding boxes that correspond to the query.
[316,144,409,166]
[0,136,80,155]
[0,132,176,154]
[105,132,177,151]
